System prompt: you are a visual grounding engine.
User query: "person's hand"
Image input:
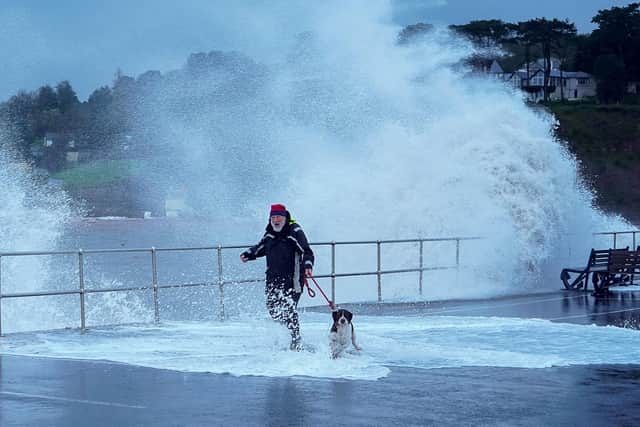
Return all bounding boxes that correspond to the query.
[240,253,249,263]
[305,268,313,277]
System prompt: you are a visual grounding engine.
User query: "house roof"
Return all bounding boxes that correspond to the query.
[489,60,504,74]
[503,69,591,80]
[488,56,592,80]
[549,70,591,78]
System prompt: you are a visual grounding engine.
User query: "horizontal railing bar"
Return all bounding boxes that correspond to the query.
[81,248,166,254]
[224,278,265,284]
[86,281,232,293]
[378,238,482,244]
[0,237,484,258]
[1,289,80,298]
[85,285,153,293]
[157,282,214,290]
[0,265,458,300]
[311,237,483,246]
[0,248,150,256]
[330,266,455,278]
[86,282,227,293]
[155,246,219,252]
[0,247,221,257]
[0,250,79,257]
[211,244,257,250]
[379,266,456,274]
[593,231,639,236]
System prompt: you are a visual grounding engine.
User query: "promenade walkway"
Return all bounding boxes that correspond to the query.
[2,290,639,426]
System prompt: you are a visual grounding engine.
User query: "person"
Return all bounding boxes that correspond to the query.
[240,203,314,350]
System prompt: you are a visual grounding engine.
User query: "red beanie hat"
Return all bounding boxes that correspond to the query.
[270,203,287,216]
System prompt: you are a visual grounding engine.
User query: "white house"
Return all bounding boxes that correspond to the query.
[488,58,596,101]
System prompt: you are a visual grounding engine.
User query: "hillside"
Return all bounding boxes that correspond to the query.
[45,103,640,223]
[549,102,640,226]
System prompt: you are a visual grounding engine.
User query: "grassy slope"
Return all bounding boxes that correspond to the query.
[51,158,169,216]
[51,159,154,189]
[549,103,640,225]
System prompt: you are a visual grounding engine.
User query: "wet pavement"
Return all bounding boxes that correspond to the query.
[1,355,639,427]
[2,289,640,427]
[319,288,640,329]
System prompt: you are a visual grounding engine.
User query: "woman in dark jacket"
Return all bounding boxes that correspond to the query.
[240,204,314,350]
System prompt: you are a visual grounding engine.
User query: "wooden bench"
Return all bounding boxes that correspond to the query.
[591,247,640,294]
[560,247,636,293]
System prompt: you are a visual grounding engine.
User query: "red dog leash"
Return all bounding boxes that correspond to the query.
[303,273,336,311]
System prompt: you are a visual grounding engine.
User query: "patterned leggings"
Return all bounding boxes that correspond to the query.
[265,282,302,340]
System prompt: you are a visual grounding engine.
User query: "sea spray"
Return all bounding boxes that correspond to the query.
[125,1,629,300]
[0,126,78,332]
[1,1,632,334]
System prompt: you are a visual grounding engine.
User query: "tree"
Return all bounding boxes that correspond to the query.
[516,18,577,101]
[554,33,581,100]
[87,86,113,108]
[36,85,58,111]
[594,54,626,103]
[0,91,37,156]
[83,86,117,148]
[513,21,541,95]
[591,3,640,91]
[398,23,434,44]
[572,34,597,73]
[110,72,137,134]
[449,20,516,49]
[449,20,518,71]
[55,81,79,114]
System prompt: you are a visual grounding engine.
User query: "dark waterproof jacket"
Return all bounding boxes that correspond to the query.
[243,213,314,293]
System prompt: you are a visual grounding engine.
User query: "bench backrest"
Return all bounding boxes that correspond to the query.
[622,250,640,273]
[589,249,611,266]
[589,248,629,267]
[609,251,631,272]
[606,248,640,273]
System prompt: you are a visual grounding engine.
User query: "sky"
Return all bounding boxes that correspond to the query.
[0,0,632,101]
[392,0,630,30]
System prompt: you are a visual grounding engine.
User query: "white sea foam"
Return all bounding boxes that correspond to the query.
[1,313,638,380]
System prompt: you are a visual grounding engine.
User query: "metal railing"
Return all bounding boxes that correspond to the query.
[1,230,637,335]
[594,230,639,250]
[0,237,480,335]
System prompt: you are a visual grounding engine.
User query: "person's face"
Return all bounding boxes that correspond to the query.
[270,214,286,232]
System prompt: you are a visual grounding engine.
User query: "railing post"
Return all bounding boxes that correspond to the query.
[634,232,637,250]
[78,249,86,331]
[455,239,460,269]
[419,240,424,296]
[151,247,159,324]
[613,233,617,249]
[0,255,3,337]
[377,241,382,303]
[331,242,336,302]
[217,245,225,320]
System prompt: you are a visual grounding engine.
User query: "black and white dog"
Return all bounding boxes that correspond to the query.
[330,309,362,359]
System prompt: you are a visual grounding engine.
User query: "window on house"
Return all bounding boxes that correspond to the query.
[578,78,589,85]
